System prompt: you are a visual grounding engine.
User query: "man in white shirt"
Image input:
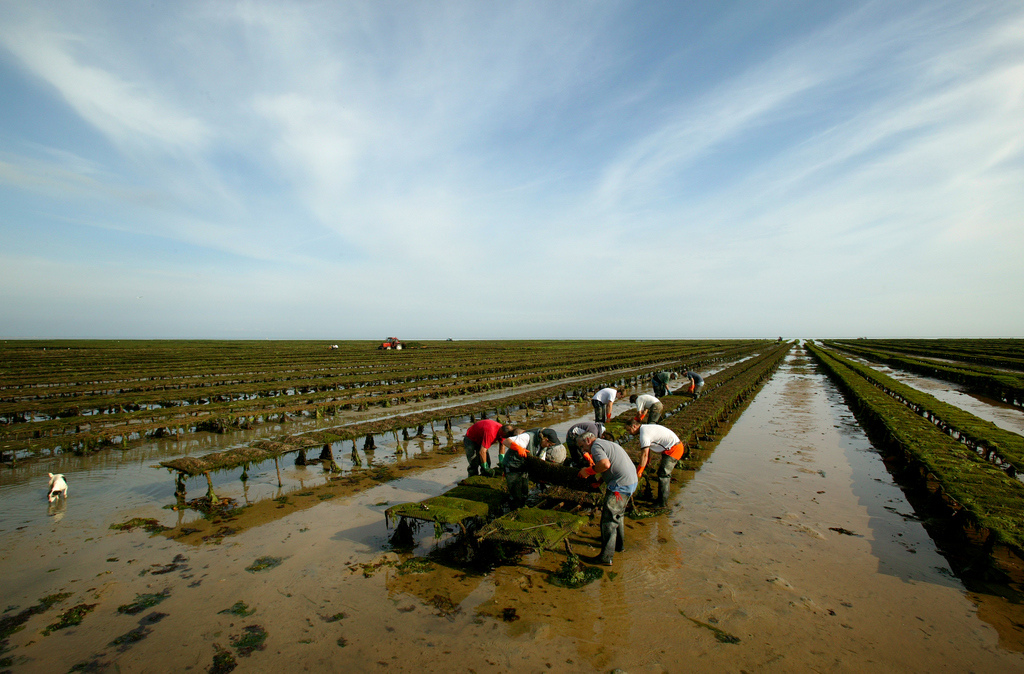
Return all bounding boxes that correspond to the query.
[591,387,620,423]
[629,393,664,424]
[626,418,686,508]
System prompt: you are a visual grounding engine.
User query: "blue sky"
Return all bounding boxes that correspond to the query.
[0,1,1021,340]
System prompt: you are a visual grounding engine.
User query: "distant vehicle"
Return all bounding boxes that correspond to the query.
[378,337,404,350]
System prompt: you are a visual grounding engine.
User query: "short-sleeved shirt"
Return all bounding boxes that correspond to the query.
[592,388,617,404]
[588,438,638,494]
[465,419,503,448]
[503,431,534,472]
[634,394,660,417]
[637,424,681,454]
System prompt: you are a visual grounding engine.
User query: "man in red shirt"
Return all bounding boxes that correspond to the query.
[463,419,513,477]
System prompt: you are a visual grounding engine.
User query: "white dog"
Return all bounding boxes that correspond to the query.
[47,473,68,502]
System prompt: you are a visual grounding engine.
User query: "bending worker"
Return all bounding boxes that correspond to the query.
[683,371,704,397]
[652,371,671,397]
[591,386,620,423]
[566,420,605,467]
[629,393,664,424]
[499,428,560,508]
[626,418,686,507]
[463,418,513,478]
[577,431,637,566]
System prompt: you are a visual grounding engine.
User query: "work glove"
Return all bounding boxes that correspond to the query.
[578,466,597,479]
[636,467,644,479]
[583,452,595,468]
[606,413,611,422]
[510,442,529,458]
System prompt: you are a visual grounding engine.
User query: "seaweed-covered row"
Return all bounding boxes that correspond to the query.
[158,344,760,478]
[829,338,1024,374]
[807,342,1024,561]
[1,340,766,461]
[816,344,1024,478]
[826,339,1024,408]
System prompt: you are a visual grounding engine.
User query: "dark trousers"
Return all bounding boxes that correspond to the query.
[592,400,608,423]
[656,453,678,506]
[599,489,629,561]
[505,470,529,508]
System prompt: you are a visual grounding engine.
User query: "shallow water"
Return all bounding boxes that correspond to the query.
[2,350,1022,672]
[847,355,1024,436]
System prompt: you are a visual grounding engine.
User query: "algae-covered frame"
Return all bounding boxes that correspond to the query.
[477,507,588,550]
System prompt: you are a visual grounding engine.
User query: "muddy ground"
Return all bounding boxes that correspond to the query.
[2,349,1024,672]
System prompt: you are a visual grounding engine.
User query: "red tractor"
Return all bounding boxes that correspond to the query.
[378,337,404,350]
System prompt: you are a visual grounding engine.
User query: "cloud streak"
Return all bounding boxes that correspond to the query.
[0,0,1021,338]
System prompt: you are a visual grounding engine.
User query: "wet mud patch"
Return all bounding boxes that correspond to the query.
[109,625,152,652]
[1,592,73,649]
[682,612,741,644]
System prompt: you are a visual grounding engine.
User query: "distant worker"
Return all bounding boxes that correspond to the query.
[683,371,704,397]
[626,418,686,507]
[463,419,513,478]
[576,433,638,566]
[652,371,671,397]
[565,421,605,467]
[629,393,664,424]
[591,387,621,423]
[499,428,560,508]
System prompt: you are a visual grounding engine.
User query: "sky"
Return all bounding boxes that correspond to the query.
[0,1,1022,340]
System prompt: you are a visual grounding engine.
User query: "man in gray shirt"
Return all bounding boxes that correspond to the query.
[577,433,638,566]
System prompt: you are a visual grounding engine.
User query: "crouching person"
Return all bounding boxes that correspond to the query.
[576,432,638,566]
[626,418,685,507]
[463,419,513,478]
[500,428,560,508]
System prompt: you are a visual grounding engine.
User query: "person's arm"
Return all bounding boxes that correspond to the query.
[636,447,651,477]
[578,457,611,479]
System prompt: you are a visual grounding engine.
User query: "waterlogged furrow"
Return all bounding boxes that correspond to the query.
[808,342,1024,562]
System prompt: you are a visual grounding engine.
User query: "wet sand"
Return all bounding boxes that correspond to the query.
[2,351,1023,672]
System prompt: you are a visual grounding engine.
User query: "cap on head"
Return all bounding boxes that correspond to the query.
[540,428,559,446]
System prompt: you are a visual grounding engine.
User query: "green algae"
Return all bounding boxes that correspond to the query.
[230,625,267,656]
[245,556,284,573]
[210,647,237,673]
[109,518,171,534]
[117,591,169,615]
[218,601,256,617]
[547,554,603,589]
[41,603,97,635]
[110,626,151,651]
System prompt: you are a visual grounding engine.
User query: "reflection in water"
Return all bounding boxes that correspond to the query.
[849,356,1024,436]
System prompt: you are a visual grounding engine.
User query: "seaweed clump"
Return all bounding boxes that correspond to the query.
[210,647,237,673]
[42,603,98,635]
[117,591,170,615]
[245,556,284,573]
[110,518,170,534]
[218,601,255,617]
[547,553,603,589]
[230,625,267,656]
